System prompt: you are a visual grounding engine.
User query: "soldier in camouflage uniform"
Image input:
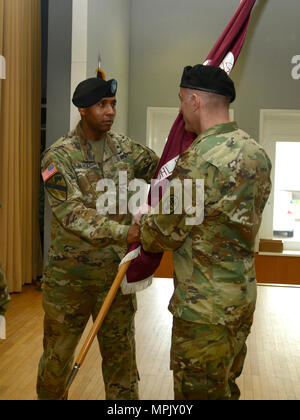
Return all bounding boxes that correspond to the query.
[37,77,159,400]
[0,263,10,319]
[140,65,272,400]
[0,204,10,340]
[0,203,10,325]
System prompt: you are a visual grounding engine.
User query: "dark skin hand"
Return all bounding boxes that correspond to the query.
[126,224,141,244]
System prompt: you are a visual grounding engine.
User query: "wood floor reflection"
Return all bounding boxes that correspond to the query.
[0,279,300,400]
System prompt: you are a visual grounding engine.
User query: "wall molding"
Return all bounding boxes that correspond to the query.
[70,0,88,130]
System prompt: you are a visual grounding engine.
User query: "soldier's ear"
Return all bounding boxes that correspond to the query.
[191,93,200,112]
[78,107,87,118]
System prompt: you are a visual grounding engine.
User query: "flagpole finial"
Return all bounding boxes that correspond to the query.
[96,53,106,80]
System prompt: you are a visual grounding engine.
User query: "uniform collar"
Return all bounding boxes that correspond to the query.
[192,121,238,146]
[75,122,118,162]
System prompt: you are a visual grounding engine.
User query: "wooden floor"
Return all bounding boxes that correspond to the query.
[0,279,300,400]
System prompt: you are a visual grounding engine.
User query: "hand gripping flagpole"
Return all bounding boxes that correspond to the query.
[64,260,132,398]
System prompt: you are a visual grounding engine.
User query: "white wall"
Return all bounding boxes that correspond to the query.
[86,0,131,135]
[70,0,88,130]
[53,0,300,145]
[70,0,131,134]
[128,0,300,144]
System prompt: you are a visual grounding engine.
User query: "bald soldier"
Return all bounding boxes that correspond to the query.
[140,65,272,400]
[37,77,159,400]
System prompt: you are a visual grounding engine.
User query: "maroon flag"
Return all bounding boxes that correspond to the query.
[121,0,257,293]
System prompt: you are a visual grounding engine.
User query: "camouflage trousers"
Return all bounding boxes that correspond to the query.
[37,262,139,400]
[171,308,254,400]
[0,263,10,316]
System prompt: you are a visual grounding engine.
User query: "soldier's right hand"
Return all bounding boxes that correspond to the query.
[126,224,141,244]
[132,203,153,225]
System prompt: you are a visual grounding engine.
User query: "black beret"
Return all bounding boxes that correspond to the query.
[180,64,236,103]
[72,77,118,108]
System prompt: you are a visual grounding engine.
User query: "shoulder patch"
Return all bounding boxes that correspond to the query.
[45,173,68,202]
[42,163,58,181]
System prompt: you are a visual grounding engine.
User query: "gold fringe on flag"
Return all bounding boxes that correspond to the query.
[95,53,106,80]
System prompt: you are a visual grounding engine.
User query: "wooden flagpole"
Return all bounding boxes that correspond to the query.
[64,260,132,398]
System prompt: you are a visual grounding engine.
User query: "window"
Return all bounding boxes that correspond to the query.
[258,110,300,253]
[273,142,300,243]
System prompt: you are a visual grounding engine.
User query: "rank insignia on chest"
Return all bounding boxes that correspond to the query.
[45,172,68,202]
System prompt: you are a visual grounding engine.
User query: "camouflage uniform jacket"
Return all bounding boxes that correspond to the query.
[0,263,10,316]
[141,122,272,325]
[42,123,159,283]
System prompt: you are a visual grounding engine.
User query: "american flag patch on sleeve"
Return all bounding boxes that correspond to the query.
[42,163,58,181]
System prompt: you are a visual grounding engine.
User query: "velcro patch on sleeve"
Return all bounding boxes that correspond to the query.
[45,173,68,202]
[42,163,58,181]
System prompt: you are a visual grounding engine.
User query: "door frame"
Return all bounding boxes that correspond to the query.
[258,109,300,252]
